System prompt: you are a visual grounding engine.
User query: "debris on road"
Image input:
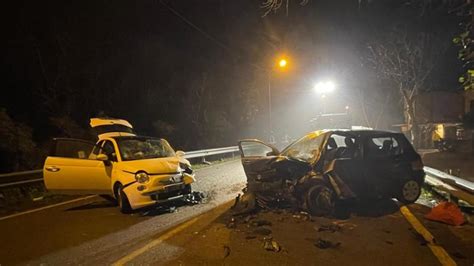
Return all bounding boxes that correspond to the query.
[263,236,281,252]
[231,192,257,216]
[184,191,206,205]
[223,245,231,258]
[293,211,312,222]
[250,219,272,227]
[424,202,465,226]
[252,227,272,236]
[227,221,236,229]
[317,223,342,233]
[314,238,341,249]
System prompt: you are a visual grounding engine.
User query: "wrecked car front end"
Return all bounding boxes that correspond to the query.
[121,168,195,210]
[117,154,195,210]
[236,130,425,216]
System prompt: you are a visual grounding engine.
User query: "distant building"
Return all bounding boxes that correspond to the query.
[413,91,471,151]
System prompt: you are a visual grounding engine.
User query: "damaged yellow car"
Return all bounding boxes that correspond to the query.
[238,130,425,216]
[43,118,195,213]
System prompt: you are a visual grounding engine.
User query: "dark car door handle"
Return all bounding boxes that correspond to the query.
[243,159,253,163]
[45,166,60,172]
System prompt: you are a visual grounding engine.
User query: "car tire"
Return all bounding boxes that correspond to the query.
[115,184,132,213]
[397,180,421,204]
[306,184,336,216]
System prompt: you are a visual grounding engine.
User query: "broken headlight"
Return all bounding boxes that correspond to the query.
[135,171,150,184]
[180,162,193,174]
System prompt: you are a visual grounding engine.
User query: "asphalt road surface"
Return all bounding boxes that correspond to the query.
[0,159,472,265]
[0,160,247,265]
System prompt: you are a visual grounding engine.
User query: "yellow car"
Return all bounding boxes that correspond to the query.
[43,118,195,213]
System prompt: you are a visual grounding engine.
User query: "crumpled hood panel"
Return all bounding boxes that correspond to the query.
[119,157,180,174]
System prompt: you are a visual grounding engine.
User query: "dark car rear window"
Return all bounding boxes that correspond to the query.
[365,134,416,159]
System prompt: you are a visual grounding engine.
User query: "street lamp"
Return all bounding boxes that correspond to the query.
[279,59,287,68]
[267,56,289,143]
[313,81,336,96]
[314,80,336,114]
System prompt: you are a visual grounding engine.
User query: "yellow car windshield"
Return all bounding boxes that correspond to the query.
[116,137,176,161]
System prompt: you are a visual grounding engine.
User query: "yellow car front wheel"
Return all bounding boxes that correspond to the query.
[115,184,132,213]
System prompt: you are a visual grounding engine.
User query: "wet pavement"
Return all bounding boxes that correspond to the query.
[0,160,246,265]
[0,159,472,265]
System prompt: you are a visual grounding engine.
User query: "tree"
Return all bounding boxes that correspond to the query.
[452,1,473,91]
[367,27,447,146]
[0,109,38,172]
[260,0,309,17]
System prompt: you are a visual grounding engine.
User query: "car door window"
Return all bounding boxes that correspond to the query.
[324,134,357,160]
[101,140,117,161]
[365,136,400,158]
[240,141,275,157]
[89,140,105,159]
[52,139,96,159]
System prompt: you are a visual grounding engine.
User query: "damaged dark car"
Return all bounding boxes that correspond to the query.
[237,130,425,216]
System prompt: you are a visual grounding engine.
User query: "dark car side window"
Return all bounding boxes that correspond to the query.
[365,136,401,158]
[91,140,105,157]
[102,140,118,161]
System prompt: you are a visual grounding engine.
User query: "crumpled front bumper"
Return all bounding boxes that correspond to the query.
[123,173,195,210]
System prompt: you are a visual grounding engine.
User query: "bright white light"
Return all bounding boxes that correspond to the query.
[314,81,336,95]
[345,105,349,110]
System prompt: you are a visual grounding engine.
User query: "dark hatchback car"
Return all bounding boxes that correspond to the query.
[238,130,425,215]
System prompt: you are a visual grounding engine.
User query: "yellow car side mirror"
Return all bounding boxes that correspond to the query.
[96,154,109,161]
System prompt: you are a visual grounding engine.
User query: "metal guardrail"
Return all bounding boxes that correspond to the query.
[184,146,239,159]
[0,146,240,188]
[0,170,43,188]
[423,166,474,206]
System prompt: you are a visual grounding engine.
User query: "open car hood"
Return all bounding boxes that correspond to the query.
[90,118,136,139]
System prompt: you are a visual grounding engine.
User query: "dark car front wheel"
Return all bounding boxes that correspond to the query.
[397,180,421,204]
[306,184,336,216]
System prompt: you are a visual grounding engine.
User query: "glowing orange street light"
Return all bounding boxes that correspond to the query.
[268,56,290,142]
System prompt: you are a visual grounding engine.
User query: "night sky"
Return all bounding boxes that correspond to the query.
[1,0,464,153]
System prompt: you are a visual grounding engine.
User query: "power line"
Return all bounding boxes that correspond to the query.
[158,0,265,71]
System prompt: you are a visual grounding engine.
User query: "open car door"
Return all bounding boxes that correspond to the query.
[43,138,112,194]
[238,140,281,191]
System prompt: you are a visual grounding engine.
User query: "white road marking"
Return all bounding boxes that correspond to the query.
[112,217,199,266]
[0,195,97,221]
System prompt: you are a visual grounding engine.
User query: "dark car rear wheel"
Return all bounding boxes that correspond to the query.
[306,184,336,216]
[397,180,421,204]
[115,184,132,213]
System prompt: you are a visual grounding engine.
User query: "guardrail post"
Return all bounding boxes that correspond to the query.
[202,157,210,165]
